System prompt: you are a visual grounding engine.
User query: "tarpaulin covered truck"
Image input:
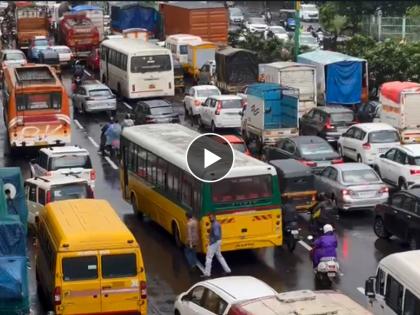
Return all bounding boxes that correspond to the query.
[160,1,228,44]
[241,83,299,150]
[71,5,104,41]
[297,50,368,106]
[216,47,258,93]
[15,2,49,49]
[379,81,420,144]
[111,3,160,37]
[263,62,317,118]
[0,168,29,315]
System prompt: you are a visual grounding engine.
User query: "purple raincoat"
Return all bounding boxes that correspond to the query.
[312,232,338,267]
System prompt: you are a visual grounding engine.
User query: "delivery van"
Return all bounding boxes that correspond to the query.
[35,199,147,315]
[364,250,420,315]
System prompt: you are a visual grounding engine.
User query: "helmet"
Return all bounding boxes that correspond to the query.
[323,224,333,234]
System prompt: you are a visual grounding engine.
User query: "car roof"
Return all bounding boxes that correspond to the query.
[290,136,327,145]
[399,144,420,156]
[332,162,373,171]
[204,276,277,302]
[40,145,89,155]
[139,99,171,107]
[81,81,109,90]
[316,106,353,113]
[26,174,88,186]
[193,85,220,90]
[1,49,24,54]
[209,95,242,101]
[354,123,396,132]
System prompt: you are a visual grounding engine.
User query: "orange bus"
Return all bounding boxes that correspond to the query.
[2,64,71,150]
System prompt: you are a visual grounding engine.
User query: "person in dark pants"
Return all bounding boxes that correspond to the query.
[99,117,112,155]
[184,212,200,270]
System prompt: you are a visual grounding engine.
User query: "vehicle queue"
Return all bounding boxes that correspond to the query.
[0,2,420,315]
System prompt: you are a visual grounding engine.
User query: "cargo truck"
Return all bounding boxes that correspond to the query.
[379,81,420,144]
[263,62,317,117]
[160,2,228,44]
[15,3,49,49]
[241,83,299,151]
[71,5,104,41]
[297,50,368,107]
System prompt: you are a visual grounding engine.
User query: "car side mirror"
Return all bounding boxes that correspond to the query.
[379,154,385,158]
[30,158,36,164]
[365,277,376,299]
[181,293,190,302]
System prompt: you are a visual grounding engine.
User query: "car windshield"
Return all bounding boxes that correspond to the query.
[330,112,354,123]
[89,89,112,97]
[368,130,399,143]
[249,17,265,24]
[342,169,380,184]
[230,8,242,15]
[5,52,25,60]
[131,54,171,73]
[221,99,242,109]
[301,35,317,44]
[212,175,272,203]
[150,105,174,115]
[34,39,48,46]
[51,183,88,201]
[197,89,220,98]
[413,157,420,166]
[300,141,336,158]
[231,143,247,153]
[50,155,91,170]
[271,27,286,34]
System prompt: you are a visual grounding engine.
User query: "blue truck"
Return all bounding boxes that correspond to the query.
[241,83,299,151]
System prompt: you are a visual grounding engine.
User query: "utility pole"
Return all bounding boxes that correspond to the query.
[294,0,301,61]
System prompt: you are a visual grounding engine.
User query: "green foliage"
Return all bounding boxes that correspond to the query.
[406,5,420,17]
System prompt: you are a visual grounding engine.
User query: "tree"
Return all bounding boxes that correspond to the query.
[406,5,420,17]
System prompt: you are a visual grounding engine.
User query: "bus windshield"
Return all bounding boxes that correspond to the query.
[212,175,272,203]
[131,55,172,73]
[16,92,62,111]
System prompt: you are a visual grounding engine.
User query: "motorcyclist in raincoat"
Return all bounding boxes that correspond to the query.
[311,224,338,268]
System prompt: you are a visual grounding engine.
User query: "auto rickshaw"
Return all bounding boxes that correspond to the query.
[269,159,317,212]
[173,56,185,93]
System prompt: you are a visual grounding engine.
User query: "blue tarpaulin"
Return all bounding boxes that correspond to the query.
[0,223,26,256]
[326,61,362,104]
[111,4,160,35]
[71,5,101,12]
[0,256,27,300]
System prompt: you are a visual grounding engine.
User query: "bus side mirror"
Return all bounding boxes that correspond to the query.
[265,107,272,114]
[365,277,375,299]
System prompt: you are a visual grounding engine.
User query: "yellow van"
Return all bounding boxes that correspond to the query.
[186,41,217,79]
[35,199,147,315]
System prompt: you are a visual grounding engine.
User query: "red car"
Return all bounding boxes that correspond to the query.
[214,134,251,155]
[87,48,99,71]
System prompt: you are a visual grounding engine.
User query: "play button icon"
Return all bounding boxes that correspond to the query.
[186,133,234,183]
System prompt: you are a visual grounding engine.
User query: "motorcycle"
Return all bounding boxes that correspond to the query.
[283,220,300,252]
[72,75,82,93]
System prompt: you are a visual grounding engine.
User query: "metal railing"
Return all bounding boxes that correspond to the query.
[361,15,420,42]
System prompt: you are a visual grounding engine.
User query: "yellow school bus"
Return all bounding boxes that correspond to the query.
[35,199,147,315]
[120,124,282,253]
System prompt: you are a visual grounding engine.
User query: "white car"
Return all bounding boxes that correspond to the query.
[338,123,400,165]
[184,85,221,117]
[300,4,319,21]
[376,144,420,189]
[72,80,117,113]
[265,25,289,41]
[229,7,244,25]
[198,95,243,132]
[174,276,278,315]
[29,146,96,188]
[300,32,321,50]
[244,17,268,33]
[25,174,94,226]
[51,45,73,65]
[0,49,27,68]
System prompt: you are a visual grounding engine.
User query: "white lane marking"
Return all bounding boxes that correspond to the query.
[123,102,133,110]
[298,240,312,251]
[74,119,84,130]
[84,70,92,77]
[105,156,119,170]
[357,287,365,295]
[88,136,99,148]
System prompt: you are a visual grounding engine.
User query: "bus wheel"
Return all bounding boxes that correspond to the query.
[131,193,143,220]
[172,222,182,248]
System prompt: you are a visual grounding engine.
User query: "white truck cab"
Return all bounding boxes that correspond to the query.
[365,250,420,314]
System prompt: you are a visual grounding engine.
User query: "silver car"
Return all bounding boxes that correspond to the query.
[72,80,117,113]
[315,163,389,211]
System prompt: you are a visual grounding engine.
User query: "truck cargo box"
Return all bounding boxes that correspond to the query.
[71,5,104,41]
[160,2,228,44]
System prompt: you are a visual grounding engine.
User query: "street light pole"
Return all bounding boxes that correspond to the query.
[294,0,301,61]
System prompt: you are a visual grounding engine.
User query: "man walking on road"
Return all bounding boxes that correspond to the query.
[203,213,231,278]
[184,212,200,270]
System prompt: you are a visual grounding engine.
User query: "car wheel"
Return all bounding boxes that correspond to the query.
[374,216,390,239]
[183,103,189,117]
[131,193,143,220]
[174,310,180,315]
[409,237,419,250]
[211,121,216,133]
[172,222,182,248]
[337,145,343,157]
[398,178,408,190]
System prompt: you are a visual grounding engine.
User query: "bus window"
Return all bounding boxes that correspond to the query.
[404,289,420,315]
[385,275,404,314]
[16,92,61,111]
[376,268,386,295]
[131,55,171,73]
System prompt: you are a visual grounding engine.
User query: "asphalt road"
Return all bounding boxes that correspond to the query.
[3,69,412,315]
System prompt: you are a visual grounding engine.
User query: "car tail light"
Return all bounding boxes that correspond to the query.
[227,305,248,315]
[342,189,354,196]
[140,281,147,299]
[54,286,61,305]
[325,117,336,131]
[215,101,222,115]
[379,187,389,193]
[90,170,96,181]
[299,160,317,167]
[410,169,420,175]
[45,171,52,176]
[362,143,371,150]
[46,190,52,203]
[145,118,155,123]
[194,99,201,106]
[87,186,94,198]
[332,158,344,164]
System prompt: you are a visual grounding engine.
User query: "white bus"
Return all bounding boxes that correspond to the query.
[100,38,174,99]
[165,34,202,65]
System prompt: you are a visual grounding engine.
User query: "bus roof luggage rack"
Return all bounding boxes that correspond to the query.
[14,66,55,84]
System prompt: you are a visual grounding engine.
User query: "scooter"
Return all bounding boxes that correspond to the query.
[283,220,300,252]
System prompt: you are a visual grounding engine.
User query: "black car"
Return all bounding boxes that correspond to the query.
[356,100,381,123]
[300,106,356,144]
[263,136,342,173]
[133,99,180,125]
[374,189,420,250]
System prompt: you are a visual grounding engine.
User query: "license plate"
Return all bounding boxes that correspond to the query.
[35,141,48,146]
[359,191,376,198]
[291,230,299,235]
[149,84,155,89]
[317,161,330,167]
[327,272,336,277]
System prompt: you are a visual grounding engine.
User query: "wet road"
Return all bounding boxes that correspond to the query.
[2,70,412,314]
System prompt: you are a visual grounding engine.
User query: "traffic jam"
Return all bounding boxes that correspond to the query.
[0,1,419,315]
